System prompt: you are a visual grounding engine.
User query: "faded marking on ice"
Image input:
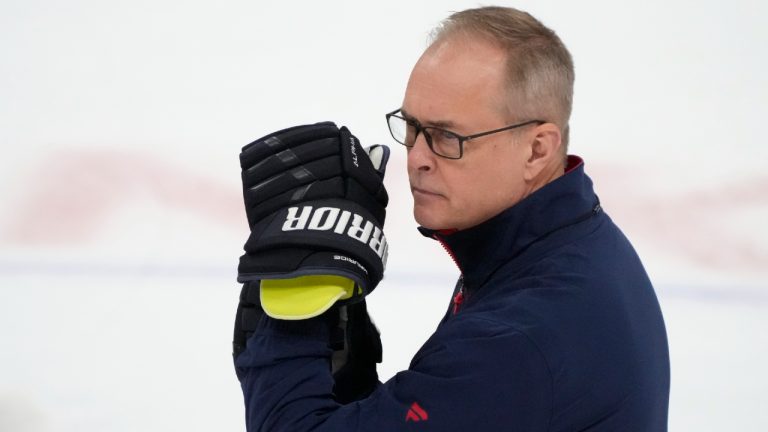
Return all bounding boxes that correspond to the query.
[0,151,766,273]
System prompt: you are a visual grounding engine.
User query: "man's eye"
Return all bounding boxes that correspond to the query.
[435,129,457,141]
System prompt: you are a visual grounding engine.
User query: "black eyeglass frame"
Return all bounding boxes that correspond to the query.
[385,108,546,160]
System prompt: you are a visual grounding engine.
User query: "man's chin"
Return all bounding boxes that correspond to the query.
[413,209,450,231]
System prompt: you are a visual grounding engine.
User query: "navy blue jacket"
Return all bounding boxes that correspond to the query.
[235,156,670,431]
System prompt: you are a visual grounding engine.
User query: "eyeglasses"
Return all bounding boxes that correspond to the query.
[385,109,545,160]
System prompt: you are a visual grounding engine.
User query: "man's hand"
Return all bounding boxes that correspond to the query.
[233,281,383,404]
[237,122,390,318]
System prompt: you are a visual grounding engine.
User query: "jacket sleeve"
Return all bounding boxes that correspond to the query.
[234,314,553,431]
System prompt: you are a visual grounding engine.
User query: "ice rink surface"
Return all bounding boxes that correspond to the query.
[1,0,766,430]
[1,273,767,431]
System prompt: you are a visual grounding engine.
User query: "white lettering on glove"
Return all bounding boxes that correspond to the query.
[282,206,388,265]
[350,137,359,168]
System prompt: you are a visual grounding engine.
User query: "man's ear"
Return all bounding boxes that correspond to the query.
[523,123,562,181]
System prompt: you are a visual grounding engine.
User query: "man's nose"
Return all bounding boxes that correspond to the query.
[407,131,434,172]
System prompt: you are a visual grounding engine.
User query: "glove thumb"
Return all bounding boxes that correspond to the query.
[364,145,390,178]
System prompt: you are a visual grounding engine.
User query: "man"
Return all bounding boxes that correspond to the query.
[233,6,670,431]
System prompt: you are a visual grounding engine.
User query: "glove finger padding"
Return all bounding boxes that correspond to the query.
[240,122,338,169]
[240,123,389,228]
[243,156,343,226]
[242,138,339,189]
[245,177,345,229]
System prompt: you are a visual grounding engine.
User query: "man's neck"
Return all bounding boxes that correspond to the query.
[523,161,566,200]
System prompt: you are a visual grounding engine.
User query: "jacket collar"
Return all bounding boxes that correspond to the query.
[419,156,600,290]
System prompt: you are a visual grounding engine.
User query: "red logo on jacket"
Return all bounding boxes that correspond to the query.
[405,402,429,422]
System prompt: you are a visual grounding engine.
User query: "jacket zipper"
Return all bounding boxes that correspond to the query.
[433,233,461,271]
[433,233,467,315]
[452,282,465,315]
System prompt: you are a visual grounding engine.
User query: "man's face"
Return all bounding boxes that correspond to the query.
[403,37,534,230]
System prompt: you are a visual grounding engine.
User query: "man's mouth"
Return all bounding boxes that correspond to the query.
[411,186,443,198]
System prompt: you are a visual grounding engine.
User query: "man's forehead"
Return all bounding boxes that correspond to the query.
[399,108,457,129]
[402,36,509,130]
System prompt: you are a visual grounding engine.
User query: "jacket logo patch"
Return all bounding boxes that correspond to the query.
[405,402,428,422]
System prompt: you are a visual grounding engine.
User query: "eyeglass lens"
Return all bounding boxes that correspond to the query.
[388,115,461,158]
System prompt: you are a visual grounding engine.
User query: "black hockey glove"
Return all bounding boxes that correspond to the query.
[232,281,262,371]
[233,282,382,403]
[331,300,382,404]
[237,122,390,315]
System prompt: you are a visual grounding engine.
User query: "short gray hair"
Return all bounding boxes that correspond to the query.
[431,6,575,152]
